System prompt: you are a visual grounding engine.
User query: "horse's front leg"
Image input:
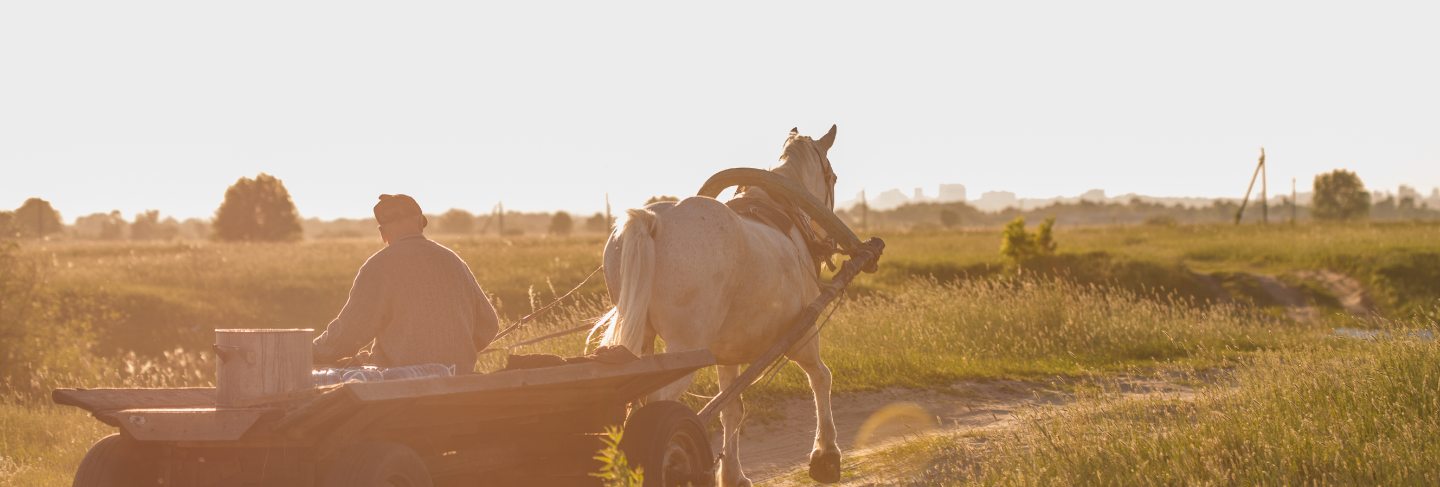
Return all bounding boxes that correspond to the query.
[790,338,841,483]
[716,364,752,487]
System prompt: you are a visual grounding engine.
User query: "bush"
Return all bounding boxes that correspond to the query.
[591,426,643,486]
[1000,216,1057,265]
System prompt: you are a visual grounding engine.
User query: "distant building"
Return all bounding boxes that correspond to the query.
[871,189,910,210]
[937,184,967,203]
[912,187,928,202]
[1080,189,1106,202]
[975,191,1018,212]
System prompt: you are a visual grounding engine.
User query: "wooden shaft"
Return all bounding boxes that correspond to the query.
[696,238,884,425]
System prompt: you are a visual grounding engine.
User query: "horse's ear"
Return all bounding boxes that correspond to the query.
[789,127,799,136]
[816,124,837,151]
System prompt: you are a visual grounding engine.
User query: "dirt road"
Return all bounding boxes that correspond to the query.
[733,376,1193,485]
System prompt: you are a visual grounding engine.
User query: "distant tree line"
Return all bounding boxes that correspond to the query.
[7,169,1426,243]
[840,170,1439,231]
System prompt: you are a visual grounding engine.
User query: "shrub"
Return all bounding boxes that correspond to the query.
[1000,216,1057,265]
[591,426,643,486]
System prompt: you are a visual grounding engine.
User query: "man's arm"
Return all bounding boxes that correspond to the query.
[473,287,500,351]
[313,260,388,364]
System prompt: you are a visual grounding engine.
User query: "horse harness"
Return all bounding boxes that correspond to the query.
[726,194,839,272]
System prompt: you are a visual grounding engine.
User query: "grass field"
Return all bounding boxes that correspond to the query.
[2,222,1437,485]
[852,318,1440,486]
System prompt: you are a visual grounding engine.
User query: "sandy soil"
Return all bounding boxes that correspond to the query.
[1292,269,1374,316]
[732,376,1194,485]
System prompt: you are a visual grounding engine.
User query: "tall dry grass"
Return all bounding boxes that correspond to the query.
[3,223,1436,485]
[881,318,1440,485]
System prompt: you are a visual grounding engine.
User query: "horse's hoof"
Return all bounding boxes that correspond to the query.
[718,462,752,487]
[717,472,752,487]
[808,450,842,483]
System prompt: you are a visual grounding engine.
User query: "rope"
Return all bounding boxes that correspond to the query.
[489,264,604,343]
[479,322,595,355]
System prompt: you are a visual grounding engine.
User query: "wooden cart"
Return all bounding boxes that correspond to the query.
[55,350,717,486]
[57,169,886,486]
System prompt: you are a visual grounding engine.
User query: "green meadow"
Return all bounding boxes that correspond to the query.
[2,221,1438,485]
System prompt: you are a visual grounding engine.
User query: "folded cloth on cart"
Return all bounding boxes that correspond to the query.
[312,363,456,386]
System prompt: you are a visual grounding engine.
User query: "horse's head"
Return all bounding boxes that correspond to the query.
[774,125,839,209]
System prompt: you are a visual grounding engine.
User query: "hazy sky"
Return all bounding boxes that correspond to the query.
[3,1,1437,221]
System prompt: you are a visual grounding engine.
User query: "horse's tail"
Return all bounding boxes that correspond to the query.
[590,208,659,355]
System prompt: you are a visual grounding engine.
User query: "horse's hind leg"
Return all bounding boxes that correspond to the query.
[716,364,752,487]
[788,335,841,483]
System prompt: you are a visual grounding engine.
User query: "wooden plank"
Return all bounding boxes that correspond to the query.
[215,329,313,407]
[270,387,360,439]
[273,350,711,439]
[345,349,714,403]
[102,408,277,442]
[52,388,216,413]
[311,400,410,458]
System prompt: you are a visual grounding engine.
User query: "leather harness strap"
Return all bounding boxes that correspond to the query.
[726,197,795,235]
[726,195,839,271]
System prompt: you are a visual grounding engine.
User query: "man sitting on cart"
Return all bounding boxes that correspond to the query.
[312,194,500,373]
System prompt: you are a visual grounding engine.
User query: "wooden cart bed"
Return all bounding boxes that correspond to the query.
[53,350,716,445]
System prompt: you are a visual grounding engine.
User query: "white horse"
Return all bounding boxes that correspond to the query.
[593,125,842,486]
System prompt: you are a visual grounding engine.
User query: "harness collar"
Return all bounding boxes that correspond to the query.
[726,189,839,272]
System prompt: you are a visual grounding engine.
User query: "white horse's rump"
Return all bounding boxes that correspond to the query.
[592,208,659,355]
[592,126,841,487]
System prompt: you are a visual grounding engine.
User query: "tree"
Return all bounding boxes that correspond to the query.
[1312,170,1370,221]
[1034,217,1057,254]
[436,209,476,235]
[13,198,63,238]
[74,211,127,240]
[132,210,179,240]
[0,211,15,239]
[212,173,303,241]
[549,211,574,236]
[644,195,680,206]
[585,212,612,233]
[1000,217,1034,264]
[939,209,961,228]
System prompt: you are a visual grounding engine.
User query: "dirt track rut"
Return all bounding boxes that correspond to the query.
[730,377,1192,485]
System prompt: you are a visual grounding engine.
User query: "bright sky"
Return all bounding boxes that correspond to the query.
[3,1,1437,221]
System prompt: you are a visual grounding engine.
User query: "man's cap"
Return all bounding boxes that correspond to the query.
[374,194,423,225]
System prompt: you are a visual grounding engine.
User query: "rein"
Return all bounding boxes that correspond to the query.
[488,263,604,344]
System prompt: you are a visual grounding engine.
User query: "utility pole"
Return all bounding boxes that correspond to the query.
[604,193,613,229]
[1296,177,1307,224]
[860,189,868,232]
[1235,147,1267,224]
[496,202,505,236]
[1261,150,1268,225]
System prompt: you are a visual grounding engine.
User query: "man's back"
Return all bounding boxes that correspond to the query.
[313,235,499,371]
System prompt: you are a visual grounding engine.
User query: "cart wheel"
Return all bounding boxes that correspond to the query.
[621,401,715,487]
[72,434,157,487]
[320,441,433,487]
